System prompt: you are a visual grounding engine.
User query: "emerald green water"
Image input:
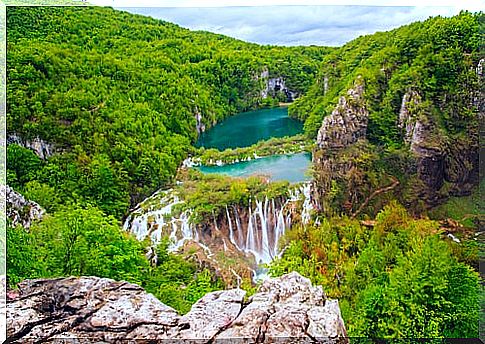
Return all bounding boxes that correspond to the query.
[197,152,312,183]
[196,107,303,150]
[195,107,310,183]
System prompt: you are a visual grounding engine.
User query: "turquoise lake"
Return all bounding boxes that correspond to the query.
[195,107,311,183]
[196,107,303,150]
[197,152,312,183]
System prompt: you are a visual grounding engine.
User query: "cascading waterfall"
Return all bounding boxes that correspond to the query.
[123,190,197,252]
[124,182,313,280]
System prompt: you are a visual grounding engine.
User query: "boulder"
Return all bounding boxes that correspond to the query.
[7,272,348,343]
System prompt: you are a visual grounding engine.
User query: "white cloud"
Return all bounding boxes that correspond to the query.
[118,6,470,46]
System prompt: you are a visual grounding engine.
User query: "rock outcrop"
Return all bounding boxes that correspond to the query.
[398,89,479,205]
[7,134,55,160]
[316,77,367,149]
[6,185,44,228]
[312,77,378,215]
[313,71,480,214]
[7,272,348,343]
[259,69,298,102]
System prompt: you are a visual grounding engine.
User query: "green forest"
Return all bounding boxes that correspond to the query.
[6,6,483,340]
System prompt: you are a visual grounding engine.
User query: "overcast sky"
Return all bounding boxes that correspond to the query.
[118,6,469,46]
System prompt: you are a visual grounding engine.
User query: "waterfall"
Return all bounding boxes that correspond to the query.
[301,183,312,224]
[234,207,244,249]
[123,190,196,253]
[124,183,314,273]
[245,208,256,257]
[227,205,241,251]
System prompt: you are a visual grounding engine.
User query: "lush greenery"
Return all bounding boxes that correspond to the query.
[7,206,222,314]
[192,134,312,166]
[6,7,482,339]
[294,11,483,219]
[291,11,482,143]
[174,169,292,222]
[7,6,330,217]
[270,202,480,338]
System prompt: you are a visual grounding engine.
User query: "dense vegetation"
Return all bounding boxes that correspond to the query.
[191,134,311,166]
[290,11,482,143]
[6,6,483,339]
[270,202,481,338]
[174,169,292,223]
[278,10,483,339]
[7,6,329,216]
[7,206,222,314]
[291,11,483,222]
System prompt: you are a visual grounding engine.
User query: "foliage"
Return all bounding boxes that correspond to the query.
[140,238,224,314]
[270,202,480,338]
[6,6,330,217]
[192,134,312,166]
[7,206,224,314]
[175,169,291,222]
[291,11,482,146]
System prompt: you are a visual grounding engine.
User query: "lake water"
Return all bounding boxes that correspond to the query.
[196,107,303,150]
[196,152,312,183]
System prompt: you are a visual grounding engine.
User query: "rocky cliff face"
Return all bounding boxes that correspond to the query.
[8,134,55,160]
[6,185,44,228]
[316,77,367,149]
[312,77,377,215]
[7,272,348,343]
[313,71,480,214]
[398,89,479,205]
[259,69,298,102]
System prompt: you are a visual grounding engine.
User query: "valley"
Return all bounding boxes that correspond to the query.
[5,6,483,341]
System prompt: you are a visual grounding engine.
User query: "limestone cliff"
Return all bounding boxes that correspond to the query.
[312,70,480,215]
[7,134,56,160]
[259,69,298,102]
[5,185,44,228]
[312,77,386,215]
[7,272,348,343]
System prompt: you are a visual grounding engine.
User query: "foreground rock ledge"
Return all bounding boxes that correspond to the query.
[7,272,347,343]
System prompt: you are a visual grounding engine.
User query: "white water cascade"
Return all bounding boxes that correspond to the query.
[124,182,313,272]
[123,189,198,252]
[224,196,292,266]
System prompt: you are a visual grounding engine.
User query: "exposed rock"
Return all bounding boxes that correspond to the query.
[194,106,206,134]
[316,77,367,149]
[5,185,44,228]
[8,134,55,160]
[398,90,478,204]
[7,272,348,343]
[398,90,421,144]
[259,68,298,102]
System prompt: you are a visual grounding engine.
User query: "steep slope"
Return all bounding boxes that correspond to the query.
[6,6,330,216]
[290,11,483,216]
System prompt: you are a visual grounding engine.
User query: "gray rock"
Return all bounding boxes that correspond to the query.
[316,77,368,149]
[259,68,298,102]
[6,185,44,228]
[7,272,348,343]
[8,134,55,160]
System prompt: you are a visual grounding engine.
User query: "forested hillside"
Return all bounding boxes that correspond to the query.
[289,11,483,217]
[6,7,483,339]
[290,11,482,142]
[7,6,330,216]
[268,11,483,338]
